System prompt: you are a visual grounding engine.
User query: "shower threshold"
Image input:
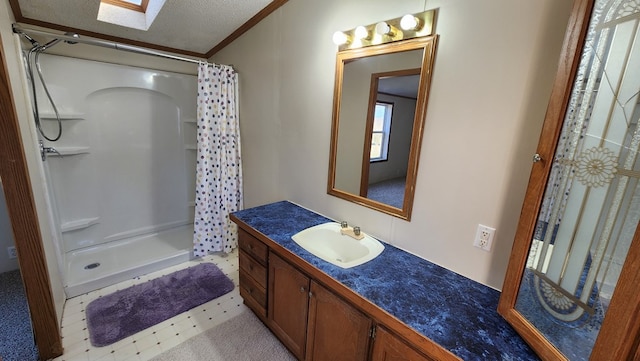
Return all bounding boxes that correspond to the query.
[64,224,193,298]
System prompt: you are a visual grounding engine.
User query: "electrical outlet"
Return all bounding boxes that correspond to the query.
[7,246,17,259]
[474,225,495,252]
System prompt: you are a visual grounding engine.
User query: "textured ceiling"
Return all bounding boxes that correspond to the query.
[13,0,280,57]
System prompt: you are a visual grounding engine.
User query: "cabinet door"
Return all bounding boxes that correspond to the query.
[305,281,372,361]
[497,0,640,359]
[371,327,432,361]
[268,252,310,360]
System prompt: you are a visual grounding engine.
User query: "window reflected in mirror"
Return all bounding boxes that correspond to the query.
[363,70,420,209]
[370,101,393,162]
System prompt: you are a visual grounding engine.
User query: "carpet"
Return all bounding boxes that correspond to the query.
[86,262,234,347]
[0,270,38,361]
[149,309,296,361]
[367,176,405,209]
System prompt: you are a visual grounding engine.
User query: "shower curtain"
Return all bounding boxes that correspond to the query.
[193,62,242,257]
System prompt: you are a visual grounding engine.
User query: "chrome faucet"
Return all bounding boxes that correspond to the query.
[339,222,364,240]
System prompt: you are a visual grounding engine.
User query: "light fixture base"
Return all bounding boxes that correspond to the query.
[335,9,436,51]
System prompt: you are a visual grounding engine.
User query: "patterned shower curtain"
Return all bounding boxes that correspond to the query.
[193,62,243,257]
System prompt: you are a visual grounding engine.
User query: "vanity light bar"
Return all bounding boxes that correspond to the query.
[333,10,436,51]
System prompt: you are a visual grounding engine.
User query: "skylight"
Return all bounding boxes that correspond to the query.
[101,0,148,13]
[97,0,164,31]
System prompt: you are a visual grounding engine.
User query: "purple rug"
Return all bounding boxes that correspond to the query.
[86,263,234,347]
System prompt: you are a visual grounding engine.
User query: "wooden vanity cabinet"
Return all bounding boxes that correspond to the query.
[233,223,451,361]
[269,251,372,361]
[370,327,433,361]
[268,251,310,359]
[306,280,372,361]
[238,228,268,320]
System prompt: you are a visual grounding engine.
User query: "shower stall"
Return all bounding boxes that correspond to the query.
[21,44,198,297]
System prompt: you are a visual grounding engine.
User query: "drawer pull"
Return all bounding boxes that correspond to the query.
[299,286,305,293]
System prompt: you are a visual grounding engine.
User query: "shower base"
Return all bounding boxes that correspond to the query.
[64,225,193,298]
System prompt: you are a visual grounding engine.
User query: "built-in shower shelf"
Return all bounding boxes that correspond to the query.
[39,112,85,120]
[61,217,100,233]
[184,144,197,150]
[50,146,91,156]
[182,118,197,124]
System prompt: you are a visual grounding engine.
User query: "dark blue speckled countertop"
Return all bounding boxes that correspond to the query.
[232,201,538,361]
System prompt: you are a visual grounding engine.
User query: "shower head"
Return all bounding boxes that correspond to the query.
[13,25,80,51]
[38,33,79,51]
[39,38,62,51]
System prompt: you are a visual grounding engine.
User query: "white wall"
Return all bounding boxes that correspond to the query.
[34,54,196,255]
[213,0,574,289]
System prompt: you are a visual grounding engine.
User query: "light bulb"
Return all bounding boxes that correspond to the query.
[332,31,350,45]
[375,21,392,36]
[400,15,420,30]
[354,26,369,40]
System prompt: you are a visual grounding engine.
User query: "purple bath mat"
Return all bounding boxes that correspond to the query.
[86,262,234,347]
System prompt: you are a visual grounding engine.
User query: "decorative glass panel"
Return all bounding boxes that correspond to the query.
[514,1,640,359]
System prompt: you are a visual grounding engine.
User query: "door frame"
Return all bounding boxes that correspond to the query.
[0,37,62,359]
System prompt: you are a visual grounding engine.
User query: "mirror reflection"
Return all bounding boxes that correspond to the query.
[328,38,437,220]
[363,69,420,209]
[513,1,640,359]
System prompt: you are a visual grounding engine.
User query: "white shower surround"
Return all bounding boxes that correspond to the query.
[32,53,197,297]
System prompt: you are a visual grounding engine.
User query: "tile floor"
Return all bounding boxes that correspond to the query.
[54,249,245,361]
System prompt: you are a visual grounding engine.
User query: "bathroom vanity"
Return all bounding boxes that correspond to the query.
[230,201,537,360]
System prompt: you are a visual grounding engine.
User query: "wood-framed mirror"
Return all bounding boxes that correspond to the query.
[498,0,640,359]
[327,36,437,220]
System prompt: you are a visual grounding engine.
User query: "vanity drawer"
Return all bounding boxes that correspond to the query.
[239,269,267,318]
[239,229,268,265]
[239,250,267,289]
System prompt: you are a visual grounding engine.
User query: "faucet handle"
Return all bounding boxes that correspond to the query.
[353,226,361,236]
[340,221,348,228]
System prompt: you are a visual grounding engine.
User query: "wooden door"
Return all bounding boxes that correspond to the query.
[370,327,432,361]
[268,252,310,360]
[305,281,372,361]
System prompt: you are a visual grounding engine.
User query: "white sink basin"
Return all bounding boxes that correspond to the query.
[291,222,384,269]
